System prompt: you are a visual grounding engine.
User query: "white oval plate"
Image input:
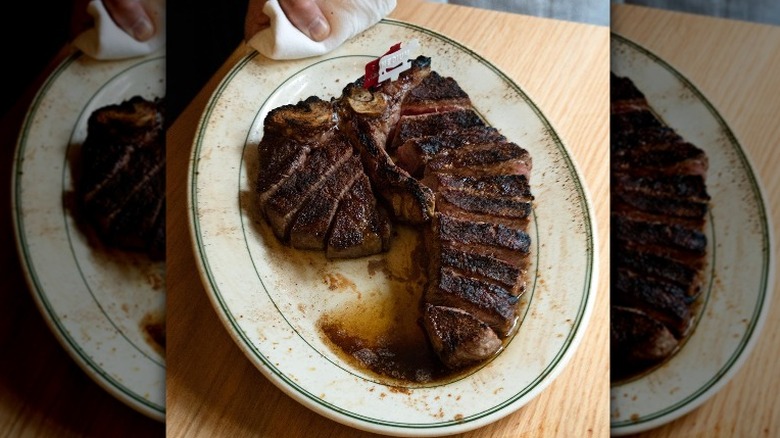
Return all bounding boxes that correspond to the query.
[610,33,775,435]
[12,50,166,421]
[189,20,597,436]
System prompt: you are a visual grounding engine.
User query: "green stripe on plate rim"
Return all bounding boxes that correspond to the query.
[12,51,165,415]
[191,19,595,430]
[610,32,772,429]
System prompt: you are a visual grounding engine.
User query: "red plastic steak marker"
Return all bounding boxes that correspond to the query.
[363,39,421,89]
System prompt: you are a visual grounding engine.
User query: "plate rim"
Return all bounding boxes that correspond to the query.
[188,18,598,435]
[609,31,776,435]
[11,49,166,422]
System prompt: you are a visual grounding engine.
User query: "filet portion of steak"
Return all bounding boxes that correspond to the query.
[257,96,392,257]
[255,56,533,370]
[77,96,165,260]
[610,72,710,380]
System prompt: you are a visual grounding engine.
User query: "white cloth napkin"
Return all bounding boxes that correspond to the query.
[73,0,165,60]
[249,0,396,60]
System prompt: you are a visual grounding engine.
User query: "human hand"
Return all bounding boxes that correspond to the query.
[245,0,331,42]
[103,0,155,41]
[70,0,156,42]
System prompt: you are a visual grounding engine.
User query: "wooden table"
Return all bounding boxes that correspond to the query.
[0,48,165,437]
[166,1,610,437]
[612,4,780,437]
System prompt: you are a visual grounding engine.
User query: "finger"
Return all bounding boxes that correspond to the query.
[103,0,155,41]
[280,0,330,42]
[245,0,271,41]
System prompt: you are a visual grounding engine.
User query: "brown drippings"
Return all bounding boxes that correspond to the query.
[141,312,165,357]
[323,272,356,291]
[318,226,487,386]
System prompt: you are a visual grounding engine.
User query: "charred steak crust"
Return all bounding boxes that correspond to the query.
[610,72,709,380]
[255,56,533,369]
[77,95,166,260]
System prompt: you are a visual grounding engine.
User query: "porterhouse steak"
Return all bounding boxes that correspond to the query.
[610,72,710,380]
[256,56,533,369]
[77,96,166,260]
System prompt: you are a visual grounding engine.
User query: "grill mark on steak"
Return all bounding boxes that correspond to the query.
[614,268,691,337]
[425,142,532,179]
[326,173,392,258]
[391,109,485,151]
[615,246,702,297]
[426,173,534,220]
[613,213,706,255]
[395,126,506,177]
[440,244,526,296]
[437,213,531,254]
[611,73,709,381]
[256,137,312,202]
[262,137,354,241]
[427,267,519,337]
[288,155,363,250]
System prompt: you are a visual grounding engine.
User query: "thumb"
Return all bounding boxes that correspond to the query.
[103,0,155,41]
[280,0,330,42]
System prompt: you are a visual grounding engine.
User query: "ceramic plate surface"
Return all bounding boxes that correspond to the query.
[610,33,774,435]
[189,20,596,436]
[12,50,166,421]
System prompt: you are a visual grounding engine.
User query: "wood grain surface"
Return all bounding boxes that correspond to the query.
[165,1,610,437]
[612,4,780,437]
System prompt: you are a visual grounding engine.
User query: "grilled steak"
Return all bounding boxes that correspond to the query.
[77,95,165,260]
[610,72,710,379]
[255,56,533,370]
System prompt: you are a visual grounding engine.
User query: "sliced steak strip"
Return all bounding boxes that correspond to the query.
[400,70,472,116]
[326,172,392,258]
[395,126,506,176]
[613,174,709,201]
[441,241,528,296]
[425,173,534,221]
[613,268,691,337]
[422,304,502,369]
[391,109,485,151]
[610,305,679,364]
[426,142,532,180]
[613,213,706,255]
[615,246,702,298]
[437,213,531,254]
